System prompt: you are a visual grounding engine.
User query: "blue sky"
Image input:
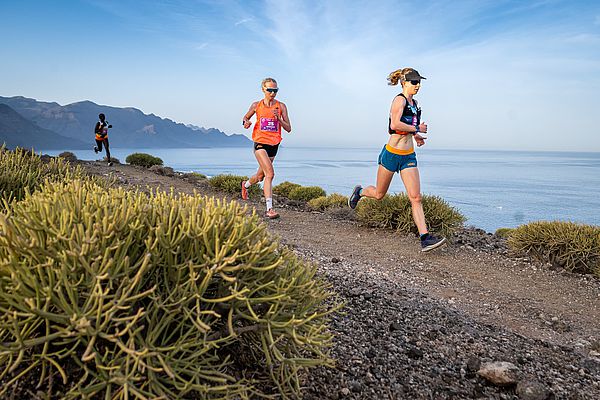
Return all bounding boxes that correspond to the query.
[1,0,599,151]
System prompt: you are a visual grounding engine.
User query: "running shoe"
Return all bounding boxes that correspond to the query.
[108,162,113,167]
[421,235,447,252]
[348,185,362,209]
[265,209,280,219]
[241,180,249,200]
[93,147,99,154]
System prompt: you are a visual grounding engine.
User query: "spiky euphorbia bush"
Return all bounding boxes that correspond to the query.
[0,180,338,399]
[208,174,262,198]
[508,221,600,276]
[356,193,465,238]
[308,194,349,211]
[0,146,85,204]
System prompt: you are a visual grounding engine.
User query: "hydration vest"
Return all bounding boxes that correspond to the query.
[388,93,421,135]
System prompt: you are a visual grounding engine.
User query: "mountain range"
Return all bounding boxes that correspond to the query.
[0,96,250,150]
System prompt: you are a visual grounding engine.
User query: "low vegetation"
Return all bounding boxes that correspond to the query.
[508,221,600,277]
[126,152,163,168]
[0,179,339,399]
[287,186,327,202]
[273,181,327,202]
[190,171,207,179]
[208,174,262,198]
[273,181,302,197]
[494,227,514,238]
[308,193,349,211]
[355,193,465,238]
[0,146,86,204]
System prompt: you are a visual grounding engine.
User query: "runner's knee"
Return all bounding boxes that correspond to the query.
[408,193,422,204]
[264,170,274,180]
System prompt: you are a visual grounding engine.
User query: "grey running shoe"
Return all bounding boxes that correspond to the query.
[421,235,447,252]
[348,185,362,209]
[94,147,99,154]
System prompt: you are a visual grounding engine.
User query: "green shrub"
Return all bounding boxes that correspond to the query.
[191,171,207,179]
[288,186,327,202]
[508,221,600,276]
[495,227,514,238]
[308,193,349,211]
[273,181,302,197]
[0,180,339,399]
[0,147,86,204]
[125,152,163,168]
[209,174,261,197]
[356,193,465,238]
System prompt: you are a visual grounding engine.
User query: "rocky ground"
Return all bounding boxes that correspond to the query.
[74,161,600,398]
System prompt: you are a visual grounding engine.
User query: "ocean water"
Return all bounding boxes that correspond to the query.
[46,147,600,233]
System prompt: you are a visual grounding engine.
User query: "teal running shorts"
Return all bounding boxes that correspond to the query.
[378,145,417,173]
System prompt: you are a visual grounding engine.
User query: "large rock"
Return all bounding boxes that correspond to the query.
[477,361,520,385]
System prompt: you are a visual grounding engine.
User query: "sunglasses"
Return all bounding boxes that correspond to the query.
[408,80,421,85]
[265,88,279,93]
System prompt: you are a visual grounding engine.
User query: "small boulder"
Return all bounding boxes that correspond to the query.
[163,166,175,177]
[149,165,165,175]
[477,361,520,385]
[58,151,77,162]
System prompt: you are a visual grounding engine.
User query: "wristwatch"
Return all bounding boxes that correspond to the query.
[414,125,420,134]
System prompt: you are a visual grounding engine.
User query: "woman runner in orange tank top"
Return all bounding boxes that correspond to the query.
[240,77,292,219]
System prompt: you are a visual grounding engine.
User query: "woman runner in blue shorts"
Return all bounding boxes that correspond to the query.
[348,68,446,252]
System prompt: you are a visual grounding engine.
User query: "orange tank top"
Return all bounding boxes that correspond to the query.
[252,100,282,146]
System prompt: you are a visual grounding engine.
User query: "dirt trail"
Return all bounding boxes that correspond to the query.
[269,207,600,347]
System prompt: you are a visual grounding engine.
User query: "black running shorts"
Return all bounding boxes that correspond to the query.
[253,142,279,158]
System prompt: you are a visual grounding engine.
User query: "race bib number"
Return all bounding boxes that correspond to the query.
[260,117,279,132]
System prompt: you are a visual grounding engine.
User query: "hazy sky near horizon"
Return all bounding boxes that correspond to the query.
[1,0,599,151]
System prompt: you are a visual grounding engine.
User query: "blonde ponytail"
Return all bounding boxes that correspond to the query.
[387,68,417,86]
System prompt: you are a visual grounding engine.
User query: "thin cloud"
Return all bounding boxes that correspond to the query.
[235,17,252,26]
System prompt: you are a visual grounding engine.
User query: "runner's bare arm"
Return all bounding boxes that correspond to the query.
[278,102,292,133]
[243,102,258,129]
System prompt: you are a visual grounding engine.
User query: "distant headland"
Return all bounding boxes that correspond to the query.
[0,95,250,150]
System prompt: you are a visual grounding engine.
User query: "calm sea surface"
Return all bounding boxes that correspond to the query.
[47,147,600,233]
